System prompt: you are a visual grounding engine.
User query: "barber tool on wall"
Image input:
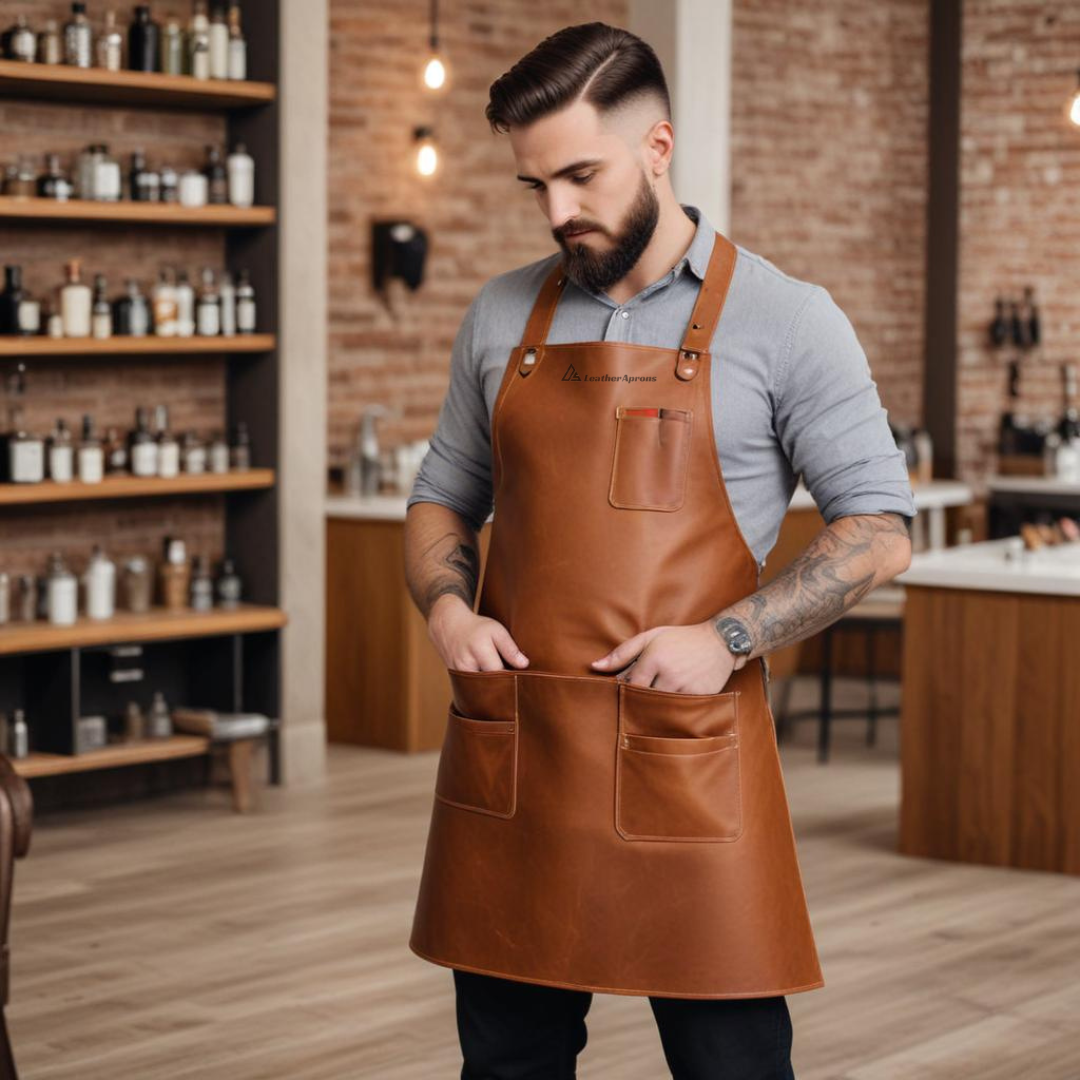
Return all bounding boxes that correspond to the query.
[372,220,429,297]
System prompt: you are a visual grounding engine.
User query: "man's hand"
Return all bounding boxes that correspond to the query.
[590,621,737,694]
[428,594,530,673]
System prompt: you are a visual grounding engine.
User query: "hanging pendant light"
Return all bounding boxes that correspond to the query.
[420,0,450,92]
[415,126,439,177]
[1070,69,1080,127]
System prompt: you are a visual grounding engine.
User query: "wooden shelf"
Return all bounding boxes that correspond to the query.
[11,734,212,779]
[0,468,275,506]
[0,196,275,227]
[0,59,275,110]
[0,602,287,656]
[0,334,275,357]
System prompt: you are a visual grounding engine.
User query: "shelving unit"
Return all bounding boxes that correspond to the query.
[0,58,275,109]
[0,4,284,804]
[0,468,275,506]
[0,334,275,357]
[0,195,276,227]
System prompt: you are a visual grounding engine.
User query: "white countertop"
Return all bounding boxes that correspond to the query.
[788,478,973,512]
[986,475,1080,497]
[899,536,1080,597]
[329,478,975,523]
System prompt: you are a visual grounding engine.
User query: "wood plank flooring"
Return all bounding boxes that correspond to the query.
[7,678,1080,1079]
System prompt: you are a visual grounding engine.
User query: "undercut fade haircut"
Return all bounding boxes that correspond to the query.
[485,22,671,135]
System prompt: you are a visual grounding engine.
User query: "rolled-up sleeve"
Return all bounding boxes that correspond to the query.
[774,286,916,523]
[405,287,494,533]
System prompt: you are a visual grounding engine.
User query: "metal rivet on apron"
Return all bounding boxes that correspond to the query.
[523,349,537,365]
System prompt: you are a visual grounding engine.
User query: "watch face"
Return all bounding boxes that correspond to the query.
[727,628,753,655]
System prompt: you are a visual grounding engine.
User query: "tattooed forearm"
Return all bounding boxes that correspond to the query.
[404,503,482,619]
[711,513,911,660]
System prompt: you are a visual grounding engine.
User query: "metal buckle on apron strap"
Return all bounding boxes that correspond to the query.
[517,347,540,377]
[676,349,701,381]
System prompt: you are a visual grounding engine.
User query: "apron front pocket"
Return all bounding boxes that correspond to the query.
[436,669,518,818]
[615,682,742,842]
[608,405,693,511]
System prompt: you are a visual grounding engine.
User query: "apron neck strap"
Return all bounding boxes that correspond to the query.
[517,231,738,356]
[679,232,737,357]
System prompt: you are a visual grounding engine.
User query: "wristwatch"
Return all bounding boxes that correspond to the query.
[718,621,753,669]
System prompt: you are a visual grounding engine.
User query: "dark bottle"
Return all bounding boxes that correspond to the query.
[998,359,1022,457]
[989,297,1009,348]
[1023,285,1040,348]
[204,145,229,204]
[0,265,24,335]
[128,5,161,72]
[1009,299,1029,350]
[1060,364,1080,443]
[37,154,73,200]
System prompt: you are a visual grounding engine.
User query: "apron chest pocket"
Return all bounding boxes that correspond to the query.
[615,683,742,843]
[609,406,693,512]
[435,706,518,818]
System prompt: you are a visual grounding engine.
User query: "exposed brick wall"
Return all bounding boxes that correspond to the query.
[729,0,929,432]
[0,1,236,579]
[956,0,1080,485]
[327,0,628,468]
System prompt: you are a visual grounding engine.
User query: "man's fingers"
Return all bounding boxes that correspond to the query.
[591,629,654,671]
[492,624,529,668]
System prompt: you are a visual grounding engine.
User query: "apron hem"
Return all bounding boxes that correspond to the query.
[409,941,825,1000]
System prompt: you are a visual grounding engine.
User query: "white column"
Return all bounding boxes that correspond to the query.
[628,0,733,233]
[279,0,329,785]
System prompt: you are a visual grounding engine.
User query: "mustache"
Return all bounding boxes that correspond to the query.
[555,224,602,240]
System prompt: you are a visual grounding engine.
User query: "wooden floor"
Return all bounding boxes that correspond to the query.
[8,678,1080,1079]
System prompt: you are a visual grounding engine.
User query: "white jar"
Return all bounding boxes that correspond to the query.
[178,171,208,208]
[47,560,78,625]
[84,546,116,620]
[227,144,254,208]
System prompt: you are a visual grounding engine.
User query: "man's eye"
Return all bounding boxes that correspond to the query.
[525,174,594,192]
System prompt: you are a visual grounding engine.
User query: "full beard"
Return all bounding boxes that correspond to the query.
[555,173,660,295]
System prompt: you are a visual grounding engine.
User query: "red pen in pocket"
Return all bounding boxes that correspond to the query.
[620,407,660,417]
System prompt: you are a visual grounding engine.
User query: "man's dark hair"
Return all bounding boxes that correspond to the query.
[485,22,670,135]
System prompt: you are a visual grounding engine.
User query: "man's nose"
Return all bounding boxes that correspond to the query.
[547,195,581,233]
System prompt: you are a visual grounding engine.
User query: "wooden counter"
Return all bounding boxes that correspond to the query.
[898,540,1080,875]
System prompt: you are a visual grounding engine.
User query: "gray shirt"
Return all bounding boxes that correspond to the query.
[406,204,916,570]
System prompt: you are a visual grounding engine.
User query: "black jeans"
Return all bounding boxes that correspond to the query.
[454,968,796,1080]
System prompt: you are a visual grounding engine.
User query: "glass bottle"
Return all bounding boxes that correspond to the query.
[215,557,242,608]
[48,418,75,482]
[113,279,150,336]
[154,405,180,478]
[190,554,214,611]
[204,145,229,205]
[219,270,236,336]
[77,414,103,483]
[227,3,246,80]
[96,9,123,71]
[230,420,251,470]
[129,406,159,477]
[104,425,128,474]
[182,431,206,474]
[91,274,112,339]
[235,268,255,333]
[187,1,210,79]
[128,5,160,72]
[0,266,24,335]
[208,0,229,79]
[7,16,36,63]
[37,154,74,201]
[151,266,179,337]
[175,268,195,336]
[208,430,229,473]
[60,258,92,338]
[160,18,184,75]
[63,2,93,69]
[226,142,254,207]
[46,552,78,626]
[196,267,220,336]
[37,19,62,64]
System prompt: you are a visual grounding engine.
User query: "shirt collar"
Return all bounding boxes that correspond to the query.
[674,204,715,282]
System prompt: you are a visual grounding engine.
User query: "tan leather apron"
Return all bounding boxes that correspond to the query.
[410,232,824,999]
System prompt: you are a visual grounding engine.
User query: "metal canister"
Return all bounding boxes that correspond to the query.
[161,19,184,75]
